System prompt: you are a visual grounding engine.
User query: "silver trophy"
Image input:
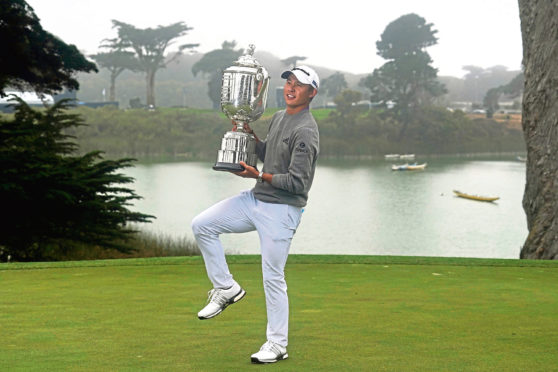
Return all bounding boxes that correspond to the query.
[213,44,270,172]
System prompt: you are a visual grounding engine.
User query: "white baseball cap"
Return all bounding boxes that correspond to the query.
[281,65,319,91]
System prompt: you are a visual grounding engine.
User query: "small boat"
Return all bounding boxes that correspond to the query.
[384,154,400,160]
[453,190,499,202]
[516,156,526,162]
[392,162,427,171]
[399,154,416,160]
[384,153,416,160]
[407,163,426,170]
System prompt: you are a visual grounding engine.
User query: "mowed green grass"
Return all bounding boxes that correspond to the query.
[2,255,558,371]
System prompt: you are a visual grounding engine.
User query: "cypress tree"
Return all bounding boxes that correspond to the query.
[0,98,153,261]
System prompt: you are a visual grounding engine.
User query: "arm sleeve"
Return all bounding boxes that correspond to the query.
[270,127,318,194]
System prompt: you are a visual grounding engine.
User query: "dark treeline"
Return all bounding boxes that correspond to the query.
[66,105,525,160]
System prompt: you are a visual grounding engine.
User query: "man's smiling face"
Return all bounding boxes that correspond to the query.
[283,74,317,114]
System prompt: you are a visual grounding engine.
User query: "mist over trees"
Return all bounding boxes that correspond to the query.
[64,11,524,163]
[320,72,348,104]
[44,7,520,112]
[103,20,199,107]
[76,54,521,111]
[360,13,447,139]
[281,56,307,68]
[191,41,244,109]
[483,72,524,117]
[462,65,521,104]
[90,38,139,102]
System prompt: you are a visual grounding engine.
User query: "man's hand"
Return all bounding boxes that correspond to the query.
[232,161,259,179]
[231,121,259,142]
[232,121,254,135]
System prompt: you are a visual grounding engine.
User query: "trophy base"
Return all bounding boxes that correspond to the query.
[213,162,246,172]
[213,131,258,172]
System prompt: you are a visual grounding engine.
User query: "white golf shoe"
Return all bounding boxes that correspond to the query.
[250,341,288,364]
[197,281,245,320]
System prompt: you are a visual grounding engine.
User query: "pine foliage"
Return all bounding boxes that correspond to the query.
[0,0,97,95]
[0,98,153,261]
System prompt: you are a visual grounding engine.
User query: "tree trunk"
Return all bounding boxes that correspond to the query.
[109,72,116,102]
[146,70,156,107]
[519,0,558,259]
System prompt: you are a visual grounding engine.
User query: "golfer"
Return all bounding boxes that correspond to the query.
[191,65,320,364]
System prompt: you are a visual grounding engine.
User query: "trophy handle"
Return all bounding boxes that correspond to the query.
[251,77,269,112]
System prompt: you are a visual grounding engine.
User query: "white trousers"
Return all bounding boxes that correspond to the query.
[191,189,302,347]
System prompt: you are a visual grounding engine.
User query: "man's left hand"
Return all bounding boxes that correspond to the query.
[232,161,258,179]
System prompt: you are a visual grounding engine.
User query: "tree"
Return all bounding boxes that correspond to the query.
[483,87,501,118]
[0,0,97,95]
[482,72,524,118]
[462,65,485,104]
[518,1,558,259]
[191,41,244,108]
[321,72,348,101]
[462,65,485,80]
[111,20,198,107]
[501,72,524,98]
[91,39,140,101]
[360,13,446,139]
[331,89,363,127]
[462,65,519,104]
[281,56,307,68]
[0,99,154,261]
[0,1,153,261]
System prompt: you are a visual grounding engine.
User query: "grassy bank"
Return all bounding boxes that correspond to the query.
[2,255,558,371]
[66,105,525,160]
[35,231,200,262]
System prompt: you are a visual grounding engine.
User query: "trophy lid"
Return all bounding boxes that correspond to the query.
[234,44,262,68]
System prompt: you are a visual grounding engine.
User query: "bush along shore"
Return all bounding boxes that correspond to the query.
[0,231,200,263]
[65,105,525,160]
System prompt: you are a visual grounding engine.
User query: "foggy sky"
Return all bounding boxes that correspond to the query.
[26,0,523,78]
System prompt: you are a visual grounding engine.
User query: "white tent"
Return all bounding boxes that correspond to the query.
[0,91,54,105]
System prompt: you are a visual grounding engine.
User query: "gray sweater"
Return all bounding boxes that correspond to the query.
[253,109,319,207]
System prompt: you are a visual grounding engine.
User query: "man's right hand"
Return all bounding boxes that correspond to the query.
[232,121,254,135]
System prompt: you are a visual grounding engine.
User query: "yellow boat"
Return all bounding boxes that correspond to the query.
[453,190,499,202]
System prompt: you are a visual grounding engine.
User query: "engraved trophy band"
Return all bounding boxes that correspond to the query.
[214,131,258,172]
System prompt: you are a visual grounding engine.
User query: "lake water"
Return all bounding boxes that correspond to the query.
[124,157,528,259]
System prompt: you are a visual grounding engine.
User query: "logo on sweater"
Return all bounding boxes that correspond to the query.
[295,142,309,153]
[282,137,289,145]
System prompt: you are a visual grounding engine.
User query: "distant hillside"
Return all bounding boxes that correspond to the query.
[438,69,521,105]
